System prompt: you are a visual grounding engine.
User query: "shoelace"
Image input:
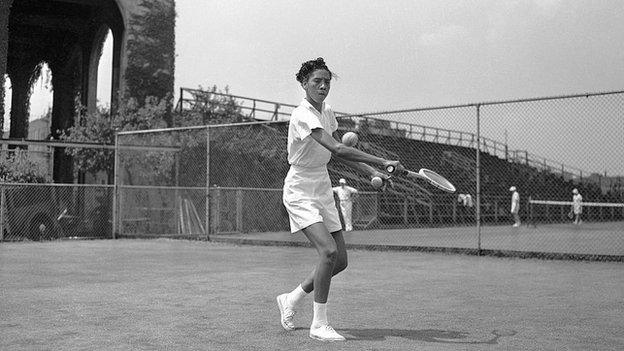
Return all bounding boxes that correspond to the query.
[284,308,295,319]
[324,325,337,333]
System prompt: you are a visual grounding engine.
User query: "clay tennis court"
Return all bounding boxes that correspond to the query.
[1,239,622,350]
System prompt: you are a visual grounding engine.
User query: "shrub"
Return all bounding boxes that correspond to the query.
[0,149,50,183]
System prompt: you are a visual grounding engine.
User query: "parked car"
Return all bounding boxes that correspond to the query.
[3,185,63,241]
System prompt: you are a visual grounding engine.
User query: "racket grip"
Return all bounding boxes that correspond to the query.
[386,165,407,176]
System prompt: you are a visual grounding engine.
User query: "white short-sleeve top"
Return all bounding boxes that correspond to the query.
[573,194,583,211]
[333,186,358,202]
[287,99,338,168]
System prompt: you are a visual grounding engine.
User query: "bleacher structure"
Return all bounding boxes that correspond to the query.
[165,88,620,233]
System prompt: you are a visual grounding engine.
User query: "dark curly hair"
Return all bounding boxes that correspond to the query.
[295,57,333,83]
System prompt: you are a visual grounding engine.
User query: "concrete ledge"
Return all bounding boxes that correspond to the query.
[210,237,624,262]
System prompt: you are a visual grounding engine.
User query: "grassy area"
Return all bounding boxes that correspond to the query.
[1,239,623,350]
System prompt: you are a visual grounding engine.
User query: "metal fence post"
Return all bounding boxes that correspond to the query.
[236,188,243,232]
[175,153,180,235]
[205,127,211,239]
[112,132,119,239]
[476,104,482,252]
[212,187,220,234]
[0,185,4,241]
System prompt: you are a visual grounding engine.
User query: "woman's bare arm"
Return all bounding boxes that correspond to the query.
[309,128,402,173]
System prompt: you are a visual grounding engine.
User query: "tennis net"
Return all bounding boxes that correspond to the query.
[528,199,624,224]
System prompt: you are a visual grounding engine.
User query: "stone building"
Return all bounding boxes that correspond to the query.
[0,0,176,182]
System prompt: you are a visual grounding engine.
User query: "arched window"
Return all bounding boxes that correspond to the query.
[28,62,53,140]
[2,74,11,136]
[95,28,113,111]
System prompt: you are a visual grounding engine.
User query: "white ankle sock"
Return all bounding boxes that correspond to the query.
[287,284,307,307]
[312,301,328,327]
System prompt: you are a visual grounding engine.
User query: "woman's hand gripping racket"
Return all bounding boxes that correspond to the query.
[386,164,456,193]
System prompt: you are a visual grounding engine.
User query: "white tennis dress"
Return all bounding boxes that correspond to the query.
[572,193,583,214]
[282,99,342,233]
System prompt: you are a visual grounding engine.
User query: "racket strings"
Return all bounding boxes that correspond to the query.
[421,169,455,191]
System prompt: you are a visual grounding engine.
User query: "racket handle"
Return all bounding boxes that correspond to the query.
[386,165,407,175]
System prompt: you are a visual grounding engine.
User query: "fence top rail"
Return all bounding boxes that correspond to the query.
[0,138,180,152]
[0,182,114,188]
[347,89,624,117]
[116,120,287,136]
[1,138,115,149]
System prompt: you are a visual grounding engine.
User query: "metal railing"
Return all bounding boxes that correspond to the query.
[176,87,300,121]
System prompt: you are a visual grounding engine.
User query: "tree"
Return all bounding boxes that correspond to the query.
[60,96,169,180]
[174,85,247,126]
[62,86,288,188]
[124,0,176,123]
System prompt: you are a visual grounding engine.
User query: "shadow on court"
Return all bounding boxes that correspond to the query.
[340,328,517,344]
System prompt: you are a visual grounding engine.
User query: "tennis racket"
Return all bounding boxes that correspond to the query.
[386,165,456,193]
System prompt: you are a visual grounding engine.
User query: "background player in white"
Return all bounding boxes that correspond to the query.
[332,178,358,232]
[510,186,521,227]
[571,188,583,225]
[277,58,402,342]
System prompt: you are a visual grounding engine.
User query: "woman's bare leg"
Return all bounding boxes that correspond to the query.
[300,228,347,295]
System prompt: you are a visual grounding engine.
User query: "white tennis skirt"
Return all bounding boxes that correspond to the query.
[282,165,342,234]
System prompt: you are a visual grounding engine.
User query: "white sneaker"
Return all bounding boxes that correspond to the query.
[512,223,520,227]
[309,324,346,342]
[276,293,296,331]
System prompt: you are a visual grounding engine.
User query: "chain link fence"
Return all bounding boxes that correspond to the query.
[0,183,113,241]
[0,141,114,241]
[113,90,623,260]
[115,92,624,257]
[2,90,622,260]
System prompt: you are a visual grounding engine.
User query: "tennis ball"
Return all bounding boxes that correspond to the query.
[371,176,383,189]
[341,132,359,147]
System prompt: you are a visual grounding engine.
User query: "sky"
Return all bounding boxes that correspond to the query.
[174,0,624,176]
[4,0,624,175]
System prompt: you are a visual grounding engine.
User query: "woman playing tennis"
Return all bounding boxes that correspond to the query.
[277,57,403,342]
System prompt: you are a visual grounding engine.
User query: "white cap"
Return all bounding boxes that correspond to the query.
[339,178,346,184]
[509,186,516,192]
[572,188,579,194]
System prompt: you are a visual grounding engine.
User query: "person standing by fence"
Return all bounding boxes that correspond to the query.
[332,178,358,232]
[571,188,583,225]
[510,186,521,227]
